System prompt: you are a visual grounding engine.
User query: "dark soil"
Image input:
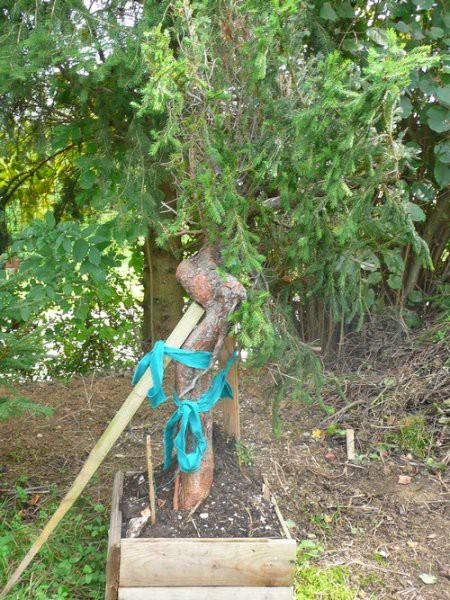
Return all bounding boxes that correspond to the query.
[121,427,283,539]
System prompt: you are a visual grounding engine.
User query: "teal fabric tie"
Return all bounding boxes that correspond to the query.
[163,352,236,472]
[132,342,237,472]
[132,340,211,408]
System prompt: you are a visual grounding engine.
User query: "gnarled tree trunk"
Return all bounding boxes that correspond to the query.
[174,245,246,510]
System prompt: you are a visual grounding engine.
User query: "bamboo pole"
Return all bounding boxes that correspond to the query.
[1,303,204,598]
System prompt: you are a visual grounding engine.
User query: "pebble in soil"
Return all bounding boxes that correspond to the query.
[121,428,284,539]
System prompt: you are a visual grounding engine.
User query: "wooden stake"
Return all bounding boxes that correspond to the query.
[146,435,156,526]
[0,302,205,599]
[346,428,355,462]
[218,335,240,438]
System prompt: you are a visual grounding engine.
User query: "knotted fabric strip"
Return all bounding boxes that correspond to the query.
[132,340,211,408]
[163,352,236,472]
[132,341,237,472]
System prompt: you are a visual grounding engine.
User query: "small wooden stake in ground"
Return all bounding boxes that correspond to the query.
[146,435,156,526]
[346,429,355,462]
[0,302,205,599]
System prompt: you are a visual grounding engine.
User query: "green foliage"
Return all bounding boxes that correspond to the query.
[138,1,437,418]
[0,493,107,598]
[0,1,183,384]
[0,0,448,431]
[140,3,435,330]
[326,424,346,438]
[0,325,53,421]
[235,440,253,467]
[0,395,52,422]
[0,216,141,376]
[387,414,434,459]
[311,0,450,301]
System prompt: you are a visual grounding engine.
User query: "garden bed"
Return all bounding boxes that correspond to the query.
[106,431,296,600]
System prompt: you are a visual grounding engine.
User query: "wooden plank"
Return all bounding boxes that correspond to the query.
[218,335,240,438]
[118,587,294,599]
[0,303,205,599]
[105,471,124,600]
[119,538,296,587]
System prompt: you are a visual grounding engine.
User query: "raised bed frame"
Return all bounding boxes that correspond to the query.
[105,471,296,600]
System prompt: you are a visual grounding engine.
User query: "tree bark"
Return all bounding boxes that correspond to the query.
[174,245,246,510]
[0,208,10,255]
[142,231,184,351]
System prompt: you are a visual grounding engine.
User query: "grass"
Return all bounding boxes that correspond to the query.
[0,489,108,599]
[0,492,369,600]
[387,414,433,459]
[295,540,359,600]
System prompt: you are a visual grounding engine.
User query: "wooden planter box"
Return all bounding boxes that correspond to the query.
[106,472,297,600]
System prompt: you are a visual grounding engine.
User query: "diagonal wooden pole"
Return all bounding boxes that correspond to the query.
[1,302,205,599]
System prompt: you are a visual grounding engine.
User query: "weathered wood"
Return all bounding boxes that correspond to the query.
[105,471,124,600]
[346,429,355,461]
[118,587,294,599]
[119,538,296,588]
[0,303,205,599]
[175,246,246,509]
[145,436,156,526]
[218,335,240,438]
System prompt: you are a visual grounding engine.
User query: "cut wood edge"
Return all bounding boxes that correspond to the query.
[118,587,295,599]
[105,471,124,600]
[0,303,205,599]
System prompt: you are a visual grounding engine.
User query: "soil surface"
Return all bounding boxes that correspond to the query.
[121,427,283,539]
[0,324,449,599]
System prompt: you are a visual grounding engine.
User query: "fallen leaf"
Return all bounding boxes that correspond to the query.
[325,452,336,461]
[312,428,323,440]
[323,514,333,524]
[407,540,418,549]
[140,506,151,518]
[156,499,166,508]
[284,519,296,529]
[419,573,437,585]
[397,475,412,485]
[28,494,40,506]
